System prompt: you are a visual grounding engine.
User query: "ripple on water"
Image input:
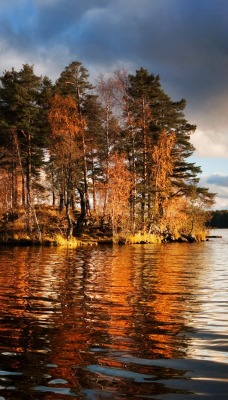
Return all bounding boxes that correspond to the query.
[0,236,227,399]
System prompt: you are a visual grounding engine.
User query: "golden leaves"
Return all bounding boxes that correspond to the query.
[48,94,82,139]
[152,130,176,190]
[97,153,132,234]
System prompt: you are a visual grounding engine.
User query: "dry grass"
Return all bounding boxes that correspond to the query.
[54,234,82,248]
[194,229,208,242]
[117,232,161,244]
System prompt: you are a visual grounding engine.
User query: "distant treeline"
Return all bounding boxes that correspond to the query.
[207,210,228,228]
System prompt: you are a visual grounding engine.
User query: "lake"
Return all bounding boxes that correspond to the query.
[0,229,227,399]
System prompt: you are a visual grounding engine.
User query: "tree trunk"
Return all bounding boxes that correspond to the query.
[81,129,90,217]
[59,193,64,211]
[65,200,73,239]
[26,132,32,232]
[141,97,147,232]
[129,142,137,233]
[75,187,86,231]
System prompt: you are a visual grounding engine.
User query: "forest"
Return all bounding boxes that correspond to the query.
[0,61,215,245]
[208,210,228,229]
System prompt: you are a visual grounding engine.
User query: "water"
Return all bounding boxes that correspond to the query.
[0,229,227,399]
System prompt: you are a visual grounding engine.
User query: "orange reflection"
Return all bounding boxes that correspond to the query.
[0,243,207,391]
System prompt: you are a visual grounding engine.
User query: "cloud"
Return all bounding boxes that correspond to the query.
[1,1,228,78]
[199,174,228,209]
[207,174,228,187]
[191,127,228,158]
[0,0,228,159]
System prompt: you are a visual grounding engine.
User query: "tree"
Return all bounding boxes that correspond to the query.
[48,94,82,238]
[97,153,132,236]
[54,61,94,226]
[0,61,215,242]
[0,64,44,236]
[126,68,157,230]
[152,130,176,221]
[121,67,205,232]
[95,74,122,222]
[82,93,103,214]
[161,187,214,240]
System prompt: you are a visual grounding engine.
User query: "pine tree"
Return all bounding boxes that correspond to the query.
[0,65,45,236]
[54,61,94,227]
[122,67,205,231]
[0,62,215,241]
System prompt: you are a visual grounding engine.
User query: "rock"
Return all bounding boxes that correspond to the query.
[177,236,189,243]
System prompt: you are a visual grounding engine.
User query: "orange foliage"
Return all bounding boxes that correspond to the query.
[48,94,82,138]
[97,153,132,234]
[48,94,83,167]
[152,130,176,215]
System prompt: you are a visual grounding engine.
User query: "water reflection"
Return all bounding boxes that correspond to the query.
[0,237,227,399]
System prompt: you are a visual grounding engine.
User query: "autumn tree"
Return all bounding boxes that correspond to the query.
[97,153,132,236]
[152,130,176,221]
[54,61,95,226]
[120,67,210,233]
[0,61,215,241]
[161,188,214,241]
[48,94,82,238]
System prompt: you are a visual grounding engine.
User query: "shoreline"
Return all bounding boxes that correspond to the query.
[0,233,214,247]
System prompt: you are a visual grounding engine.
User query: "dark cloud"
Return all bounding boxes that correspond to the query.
[207,175,228,187]
[1,0,228,84]
[199,174,228,209]
[1,0,228,157]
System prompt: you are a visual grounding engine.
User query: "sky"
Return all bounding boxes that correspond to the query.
[0,0,228,209]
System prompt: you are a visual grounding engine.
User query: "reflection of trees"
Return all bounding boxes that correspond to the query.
[129,244,195,358]
[0,244,205,398]
[93,244,202,360]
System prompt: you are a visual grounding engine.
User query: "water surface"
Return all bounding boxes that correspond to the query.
[0,229,227,399]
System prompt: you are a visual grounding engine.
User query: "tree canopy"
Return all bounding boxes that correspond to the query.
[0,62,215,241]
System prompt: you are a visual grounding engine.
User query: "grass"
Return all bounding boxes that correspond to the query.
[194,229,208,242]
[54,234,83,248]
[117,232,161,244]
[0,207,209,246]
